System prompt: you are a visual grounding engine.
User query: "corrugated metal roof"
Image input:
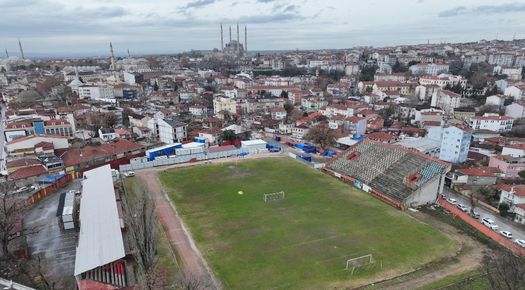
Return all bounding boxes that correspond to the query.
[74,165,125,276]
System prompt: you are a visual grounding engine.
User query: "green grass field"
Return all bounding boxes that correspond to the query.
[159,158,457,289]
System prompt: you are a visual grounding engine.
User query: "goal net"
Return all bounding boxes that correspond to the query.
[345,254,373,274]
[263,191,285,203]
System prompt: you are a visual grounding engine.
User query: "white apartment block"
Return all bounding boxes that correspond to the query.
[78,85,115,100]
[213,95,237,114]
[419,74,467,88]
[431,90,461,113]
[409,63,449,76]
[469,114,514,132]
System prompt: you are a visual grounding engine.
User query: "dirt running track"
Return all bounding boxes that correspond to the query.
[136,154,283,289]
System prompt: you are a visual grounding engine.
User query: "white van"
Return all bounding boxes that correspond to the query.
[481,217,498,230]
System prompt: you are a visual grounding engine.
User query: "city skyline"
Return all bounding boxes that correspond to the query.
[1,0,525,56]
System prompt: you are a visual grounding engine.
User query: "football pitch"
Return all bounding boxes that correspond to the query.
[159,158,456,289]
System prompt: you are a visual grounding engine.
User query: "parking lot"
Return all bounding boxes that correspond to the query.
[24,179,81,280]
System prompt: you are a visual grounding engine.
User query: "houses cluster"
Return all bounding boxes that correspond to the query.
[3,37,525,288]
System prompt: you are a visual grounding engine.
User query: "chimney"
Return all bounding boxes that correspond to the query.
[244,25,247,54]
[220,24,224,51]
[229,26,232,43]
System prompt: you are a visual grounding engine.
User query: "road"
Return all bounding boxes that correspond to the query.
[443,187,525,242]
[0,102,6,173]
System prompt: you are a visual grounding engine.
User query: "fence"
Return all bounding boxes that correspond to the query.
[438,196,525,256]
[288,152,325,169]
[119,149,243,172]
[26,171,80,206]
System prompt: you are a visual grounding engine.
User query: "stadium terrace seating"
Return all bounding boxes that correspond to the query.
[328,139,448,203]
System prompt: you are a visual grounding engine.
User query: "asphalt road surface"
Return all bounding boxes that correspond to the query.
[443,187,525,242]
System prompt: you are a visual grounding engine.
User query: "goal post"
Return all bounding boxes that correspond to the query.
[345,254,373,274]
[263,191,285,202]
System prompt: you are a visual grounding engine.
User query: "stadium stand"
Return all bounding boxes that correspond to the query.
[326,139,450,209]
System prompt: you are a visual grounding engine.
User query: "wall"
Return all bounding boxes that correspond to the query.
[439,197,525,256]
[119,149,244,172]
[26,171,80,206]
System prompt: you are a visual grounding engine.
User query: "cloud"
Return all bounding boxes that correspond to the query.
[439,3,525,17]
[256,0,276,3]
[183,0,215,9]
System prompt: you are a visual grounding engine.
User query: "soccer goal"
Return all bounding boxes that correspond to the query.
[263,191,285,203]
[345,254,373,274]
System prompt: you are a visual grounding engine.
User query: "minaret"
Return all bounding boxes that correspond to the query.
[220,24,224,51]
[4,49,8,58]
[229,26,232,43]
[74,66,79,80]
[110,42,115,70]
[18,39,25,59]
[244,25,247,54]
[236,23,240,52]
[127,49,131,58]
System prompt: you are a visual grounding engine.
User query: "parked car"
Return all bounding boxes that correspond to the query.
[15,186,28,193]
[456,204,468,212]
[446,198,458,205]
[481,217,499,230]
[499,231,513,239]
[515,239,525,248]
[469,211,480,219]
[123,171,135,177]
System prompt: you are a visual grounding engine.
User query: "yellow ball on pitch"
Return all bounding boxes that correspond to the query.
[238,191,244,195]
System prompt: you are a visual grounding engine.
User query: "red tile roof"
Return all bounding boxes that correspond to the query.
[366,132,397,142]
[471,115,514,121]
[59,139,144,167]
[6,134,69,145]
[9,165,47,180]
[6,158,41,168]
[457,167,497,177]
[495,184,525,197]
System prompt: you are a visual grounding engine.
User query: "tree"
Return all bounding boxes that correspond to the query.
[483,250,525,290]
[122,182,159,290]
[153,81,159,92]
[221,129,236,141]
[304,123,336,150]
[519,170,525,179]
[280,90,288,99]
[360,65,378,81]
[407,60,420,67]
[449,60,464,75]
[498,202,511,217]
[102,112,119,128]
[0,182,26,257]
[283,102,294,123]
[476,105,501,116]
[173,273,213,290]
[392,61,407,73]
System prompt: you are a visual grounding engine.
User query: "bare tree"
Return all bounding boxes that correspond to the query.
[0,181,26,257]
[122,181,159,290]
[304,123,336,150]
[483,250,525,290]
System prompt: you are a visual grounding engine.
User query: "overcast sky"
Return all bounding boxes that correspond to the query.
[1,0,525,57]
